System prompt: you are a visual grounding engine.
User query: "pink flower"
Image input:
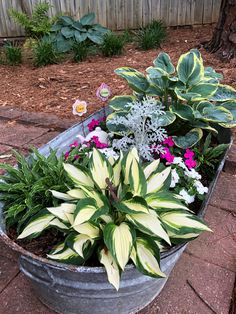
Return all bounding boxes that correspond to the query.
[64,151,70,160]
[185,158,197,169]
[162,137,175,147]
[91,136,108,149]
[160,147,174,163]
[184,149,194,159]
[88,119,100,131]
[96,83,111,102]
[70,141,79,148]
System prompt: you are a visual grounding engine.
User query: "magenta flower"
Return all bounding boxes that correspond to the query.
[70,141,79,148]
[162,137,175,147]
[160,147,174,163]
[185,158,197,169]
[91,136,108,149]
[64,151,70,160]
[184,149,195,159]
[96,83,111,102]
[87,119,100,131]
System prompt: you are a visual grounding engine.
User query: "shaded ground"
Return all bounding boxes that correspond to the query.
[1,26,236,120]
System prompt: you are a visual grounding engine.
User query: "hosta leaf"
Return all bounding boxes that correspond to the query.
[116,197,149,215]
[81,187,107,208]
[87,32,103,44]
[146,191,189,211]
[49,218,69,231]
[146,66,169,79]
[146,167,171,194]
[153,52,175,74]
[112,153,123,187]
[143,159,160,179]
[170,103,194,121]
[50,190,74,201]
[210,84,236,102]
[18,210,54,239]
[177,51,204,86]
[72,222,100,238]
[61,26,74,38]
[47,203,76,222]
[73,198,103,226]
[218,100,236,127]
[67,189,86,199]
[104,222,135,270]
[173,128,203,149]
[66,233,93,258]
[109,95,135,111]
[99,248,120,291]
[160,210,212,234]
[59,16,74,26]
[202,106,233,123]
[90,148,113,190]
[204,66,223,82]
[129,158,147,196]
[167,229,200,244]
[131,237,166,278]
[106,111,130,134]
[175,88,201,102]
[63,163,94,188]
[188,83,218,101]
[80,13,95,26]
[127,211,170,245]
[122,147,139,184]
[115,67,149,93]
[47,246,84,265]
[74,30,87,42]
[156,111,176,126]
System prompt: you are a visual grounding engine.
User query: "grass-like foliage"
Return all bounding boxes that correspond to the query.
[4,42,22,65]
[136,20,167,50]
[0,149,71,233]
[9,2,53,38]
[33,39,61,67]
[100,32,124,57]
[72,42,90,62]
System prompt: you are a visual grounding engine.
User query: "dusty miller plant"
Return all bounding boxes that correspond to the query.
[110,97,168,161]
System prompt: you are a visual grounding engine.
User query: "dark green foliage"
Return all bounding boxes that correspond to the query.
[47,13,109,53]
[9,2,53,38]
[33,39,61,67]
[72,42,90,62]
[122,29,134,44]
[136,20,167,50]
[4,42,22,65]
[100,32,124,57]
[0,149,71,233]
[194,133,229,177]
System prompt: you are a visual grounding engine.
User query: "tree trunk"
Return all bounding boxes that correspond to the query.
[205,0,236,59]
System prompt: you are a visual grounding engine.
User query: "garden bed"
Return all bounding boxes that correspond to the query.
[1,26,236,119]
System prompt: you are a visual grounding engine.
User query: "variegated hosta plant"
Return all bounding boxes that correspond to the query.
[18,148,210,290]
[108,49,236,149]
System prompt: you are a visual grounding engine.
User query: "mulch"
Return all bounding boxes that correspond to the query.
[1,25,236,120]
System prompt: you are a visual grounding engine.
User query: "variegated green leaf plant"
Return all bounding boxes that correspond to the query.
[18,147,211,290]
[107,50,236,149]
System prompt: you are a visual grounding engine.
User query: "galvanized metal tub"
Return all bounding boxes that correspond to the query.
[0,108,233,314]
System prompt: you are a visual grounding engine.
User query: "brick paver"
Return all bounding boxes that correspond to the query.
[0,108,235,314]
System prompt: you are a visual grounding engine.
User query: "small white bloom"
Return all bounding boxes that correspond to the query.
[179,189,195,204]
[99,148,119,160]
[194,180,208,195]
[172,157,186,169]
[184,169,202,180]
[170,168,180,188]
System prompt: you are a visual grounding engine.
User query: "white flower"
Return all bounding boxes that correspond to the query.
[184,168,202,180]
[170,168,180,188]
[179,189,195,204]
[172,157,186,169]
[194,181,208,195]
[99,148,119,160]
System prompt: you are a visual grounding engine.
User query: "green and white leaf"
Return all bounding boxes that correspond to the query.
[63,163,94,188]
[115,67,149,93]
[146,167,171,194]
[129,159,147,196]
[73,222,100,238]
[146,191,190,211]
[109,95,136,111]
[50,190,75,201]
[116,197,149,215]
[143,159,160,179]
[99,248,120,291]
[173,128,203,149]
[104,222,135,270]
[47,203,76,223]
[153,52,175,74]
[73,198,99,226]
[210,84,236,102]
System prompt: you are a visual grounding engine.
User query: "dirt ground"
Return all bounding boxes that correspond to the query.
[1,25,236,119]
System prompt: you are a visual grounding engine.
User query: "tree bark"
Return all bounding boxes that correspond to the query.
[205,0,236,60]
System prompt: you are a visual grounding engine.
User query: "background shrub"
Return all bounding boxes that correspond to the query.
[73,42,90,62]
[4,42,22,65]
[33,39,60,67]
[136,20,166,50]
[100,32,124,57]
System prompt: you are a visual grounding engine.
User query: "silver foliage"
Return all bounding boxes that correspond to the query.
[111,97,168,160]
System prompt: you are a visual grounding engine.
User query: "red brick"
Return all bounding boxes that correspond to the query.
[0,107,23,120]
[0,121,48,148]
[224,144,236,174]
[139,253,235,314]
[209,172,236,213]
[0,255,19,293]
[186,205,236,272]
[0,273,55,314]
[27,131,60,148]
